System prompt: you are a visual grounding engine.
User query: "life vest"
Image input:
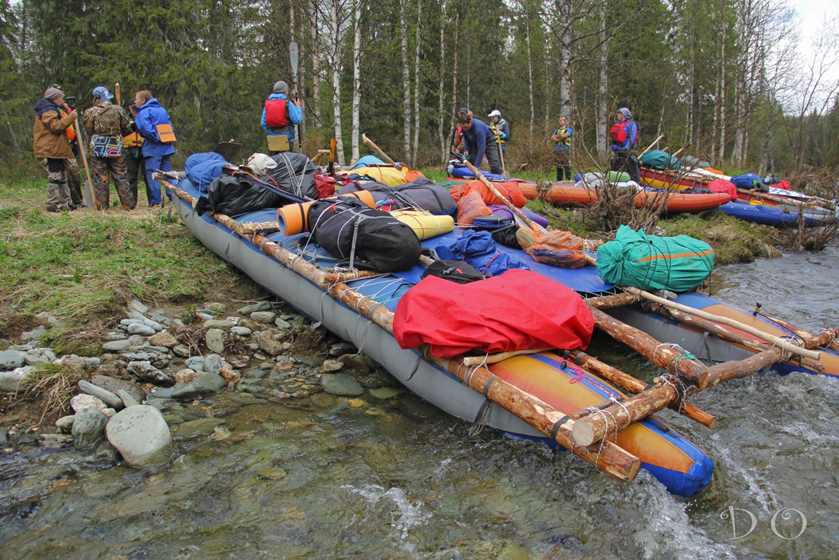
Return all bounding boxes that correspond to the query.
[264,98,290,129]
[61,111,76,142]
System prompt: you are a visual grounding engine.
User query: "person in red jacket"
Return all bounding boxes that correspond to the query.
[609,107,641,183]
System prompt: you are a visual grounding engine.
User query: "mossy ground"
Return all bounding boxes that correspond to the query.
[0,177,262,350]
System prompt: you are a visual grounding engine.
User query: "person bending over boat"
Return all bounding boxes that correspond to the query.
[551,115,574,181]
[261,80,303,154]
[32,86,78,212]
[456,108,503,175]
[609,107,640,183]
[133,90,176,207]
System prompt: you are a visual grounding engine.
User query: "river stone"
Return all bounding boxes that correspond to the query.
[106,405,172,466]
[204,319,235,329]
[55,415,76,433]
[128,299,149,314]
[205,329,225,353]
[172,344,190,358]
[273,317,292,330]
[72,407,108,450]
[321,359,344,373]
[250,311,276,324]
[0,349,26,370]
[320,373,364,397]
[174,417,225,439]
[174,368,199,384]
[116,389,140,408]
[103,339,132,352]
[126,323,156,336]
[91,375,145,403]
[329,342,356,357]
[168,373,225,400]
[205,302,226,315]
[231,326,252,337]
[256,330,284,356]
[204,354,224,375]
[79,380,124,409]
[0,366,34,392]
[186,356,206,372]
[127,361,174,386]
[35,311,59,326]
[238,302,272,314]
[148,330,178,348]
[21,326,47,343]
[369,387,401,400]
[71,393,108,413]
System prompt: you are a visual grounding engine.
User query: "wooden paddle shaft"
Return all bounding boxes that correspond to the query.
[638,134,665,158]
[74,114,98,210]
[461,158,544,232]
[361,133,396,165]
[623,287,821,361]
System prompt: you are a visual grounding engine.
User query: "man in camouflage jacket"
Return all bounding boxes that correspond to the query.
[82,86,135,209]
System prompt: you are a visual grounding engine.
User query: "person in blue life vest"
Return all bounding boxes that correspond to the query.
[455,107,502,175]
[261,80,303,153]
[609,107,641,183]
[133,89,176,207]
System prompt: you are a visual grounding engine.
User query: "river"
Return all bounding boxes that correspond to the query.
[1,246,837,559]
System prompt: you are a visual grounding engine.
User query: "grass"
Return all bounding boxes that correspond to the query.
[0,176,261,347]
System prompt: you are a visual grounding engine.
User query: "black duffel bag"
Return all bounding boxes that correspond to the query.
[307,198,421,272]
[196,175,296,216]
[268,152,319,199]
[338,178,456,216]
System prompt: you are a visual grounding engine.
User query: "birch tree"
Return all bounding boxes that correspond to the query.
[400,0,411,161]
[350,0,362,163]
[595,0,608,158]
[437,0,448,163]
[326,0,348,164]
[411,0,422,166]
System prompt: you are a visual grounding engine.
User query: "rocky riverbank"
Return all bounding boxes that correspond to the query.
[0,297,401,472]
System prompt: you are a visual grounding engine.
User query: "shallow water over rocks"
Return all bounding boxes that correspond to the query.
[1,247,837,559]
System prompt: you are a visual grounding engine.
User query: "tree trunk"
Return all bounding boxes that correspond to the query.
[449,10,459,139]
[350,0,362,163]
[437,0,447,164]
[412,0,422,166]
[330,0,346,165]
[557,0,573,118]
[525,12,535,143]
[596,0,608,158]
[400,0,411,162]
[312,2,321,127]
[297,6,307,141]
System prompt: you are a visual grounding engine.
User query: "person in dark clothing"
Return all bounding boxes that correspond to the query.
[609,107,641,183]
[32,87,77,212]
[550,115,574,181]
[455,107,502,175]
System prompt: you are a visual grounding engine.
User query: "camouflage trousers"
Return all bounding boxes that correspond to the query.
[44,158,72,212]
[92,155,136,210]
[65,157,83,207]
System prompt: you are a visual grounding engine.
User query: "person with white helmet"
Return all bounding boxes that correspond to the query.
[261,80,303,154]
[488,109,510,142]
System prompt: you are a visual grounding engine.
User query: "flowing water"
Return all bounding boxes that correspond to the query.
[2,247,838,559]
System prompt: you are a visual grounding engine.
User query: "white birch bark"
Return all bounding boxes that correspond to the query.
[437,0,447,163]
[596,0,608,158]
[350,0,362,163]
[412,0,422,166]
[557,0,573,119]
[400,0,411,161]
[330,0,346,165]
[525,12,535,142]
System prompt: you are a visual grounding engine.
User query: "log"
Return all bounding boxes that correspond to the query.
[361,133,396,165]
[699,348,785,390]
[624,287,822,361]
[589,307,708,384]
[462,348,550,366]
[567,350,716,428]
[754,313,839,351]
[585,292,641,310]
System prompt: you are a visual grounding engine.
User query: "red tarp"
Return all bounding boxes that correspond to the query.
[707,179,737,201]
[393,269,594,358]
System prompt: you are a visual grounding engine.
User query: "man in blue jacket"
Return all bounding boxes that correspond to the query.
[133,90,176,206]
[261,80,303,152]
[456,108,502,175]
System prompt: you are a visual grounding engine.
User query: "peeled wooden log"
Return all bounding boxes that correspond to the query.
[461,158,545,233]
[585,292,642,310]
[462,348,549,366]
[698,348,785,390]
[567,350,716,428]
[754,313,839,351]
[361,133,397,165]
[588,307,708,384]
[624,287,821,361]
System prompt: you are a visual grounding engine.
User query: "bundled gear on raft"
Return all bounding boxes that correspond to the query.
[596,225,715,293]
[338,179,456,215]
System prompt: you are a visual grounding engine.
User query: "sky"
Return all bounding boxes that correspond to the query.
[786,0,839,111]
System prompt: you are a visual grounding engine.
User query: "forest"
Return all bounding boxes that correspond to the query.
[1,0,837,181]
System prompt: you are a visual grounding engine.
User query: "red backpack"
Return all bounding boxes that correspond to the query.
[264,98,290,128]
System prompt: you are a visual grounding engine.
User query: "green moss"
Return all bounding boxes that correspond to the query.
[656,212,780,265]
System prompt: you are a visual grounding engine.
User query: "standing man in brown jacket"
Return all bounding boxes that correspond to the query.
[83,86,134,209]
[32,87,77,212]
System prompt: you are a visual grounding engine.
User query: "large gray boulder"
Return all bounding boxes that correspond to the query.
[72,407,108,450]
[106,405,172,467]
[0,366,33,392]
[0,349,26,370]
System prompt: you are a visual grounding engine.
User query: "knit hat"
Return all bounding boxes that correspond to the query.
[43,87,64,100]
[92,86,114,101]
[272,80,289,94]
[618,107,632,119]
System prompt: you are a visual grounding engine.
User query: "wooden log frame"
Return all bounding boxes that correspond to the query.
[566,350,716,428]
[160,177,641,481]
[585,292,641,310]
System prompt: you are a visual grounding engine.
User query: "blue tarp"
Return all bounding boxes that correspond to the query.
[184,152,227,193]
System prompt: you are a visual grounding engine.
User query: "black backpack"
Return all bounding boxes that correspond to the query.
[422,259,484,284]
[307,199,421,272]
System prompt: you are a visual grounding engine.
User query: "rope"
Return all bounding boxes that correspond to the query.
[652,342,698,374]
